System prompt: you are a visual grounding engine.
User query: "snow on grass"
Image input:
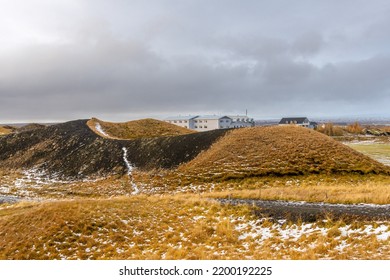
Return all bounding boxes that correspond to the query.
[338,224,390,240]
[233,217,390,244]
[122,147,139,194]
[14,168,73,187]
[235,219,326,242]
[95,122,110,137]
[0,168,102,199]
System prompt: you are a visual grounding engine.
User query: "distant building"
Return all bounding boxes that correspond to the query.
[163,115,197,129]
[227,115,255,128]
[309,121,318,129]
[165,115,255,131]
[279,117,310,128]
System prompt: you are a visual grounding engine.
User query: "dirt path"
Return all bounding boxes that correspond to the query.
[217,198,390,221]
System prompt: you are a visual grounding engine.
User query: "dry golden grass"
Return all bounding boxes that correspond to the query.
[205,174,390,204]
[315,123,345,136]
[0,126,13,135]
[135,171,390,204]
[2,167,390,205]
[87,118,195,139]
[0,195,389,260]
[178,126,389,181]
[345,122,364,134]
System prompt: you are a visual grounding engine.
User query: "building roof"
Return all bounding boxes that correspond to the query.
[195,115,230,120]
[165,115,198,121]
[228,115,254,121]
[228,115,249,118]
[279,117,309,124]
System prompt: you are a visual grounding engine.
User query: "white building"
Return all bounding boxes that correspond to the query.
[228,115,255,128]
[165,115,255,131]
[164,116,197,129]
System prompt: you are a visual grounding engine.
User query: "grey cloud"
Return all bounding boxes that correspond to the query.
[1,0,390,122]
[291,32,324,56]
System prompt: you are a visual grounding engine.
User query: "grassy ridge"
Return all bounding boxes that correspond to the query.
[179,126,389,180]
[87,118,195,139]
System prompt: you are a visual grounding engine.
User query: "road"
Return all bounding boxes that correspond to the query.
[217,198,390,221]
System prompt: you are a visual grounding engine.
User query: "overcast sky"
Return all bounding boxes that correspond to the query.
[1,0,390,122]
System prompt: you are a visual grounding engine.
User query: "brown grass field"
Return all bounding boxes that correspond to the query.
[1,195,389,260]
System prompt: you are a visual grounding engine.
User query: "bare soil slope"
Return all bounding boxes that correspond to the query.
[179,126,390,179]
[87,118,194,139]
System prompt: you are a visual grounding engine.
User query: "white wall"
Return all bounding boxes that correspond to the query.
[166,115,254,131]
[165,119,193,129]
[193,119,219,131]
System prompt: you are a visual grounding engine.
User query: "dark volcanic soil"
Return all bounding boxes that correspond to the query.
[218,198,390,221]
[0,119,228,178]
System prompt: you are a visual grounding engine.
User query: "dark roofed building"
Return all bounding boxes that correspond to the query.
[309,121,318,129]
[279,117,310,128]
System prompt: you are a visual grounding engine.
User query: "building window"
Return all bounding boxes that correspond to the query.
[205,120,207,123]
[195,120,198,123]
[199,126,203,128]
[204,125,207,128]
[195,125,198,128]
[174,121,177,123]
[179,120,182,123]
[184,120,187,123]
[199,120,203,123]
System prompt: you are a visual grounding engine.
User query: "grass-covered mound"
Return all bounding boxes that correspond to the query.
[179,126,390,180]
[87,118,194,139]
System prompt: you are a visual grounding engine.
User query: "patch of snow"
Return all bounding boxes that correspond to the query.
[95,123,110,137]
[339,224,390,241]
[335,240,349,251]
[377,231,390,241]
[122,147,139,195]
